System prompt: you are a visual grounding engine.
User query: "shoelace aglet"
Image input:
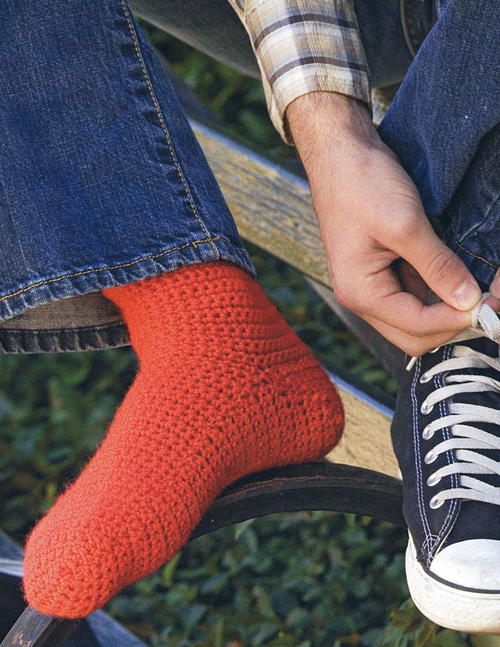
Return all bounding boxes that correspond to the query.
[405,296,499,372]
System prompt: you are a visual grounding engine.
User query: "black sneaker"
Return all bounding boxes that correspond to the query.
[391,301,499,633]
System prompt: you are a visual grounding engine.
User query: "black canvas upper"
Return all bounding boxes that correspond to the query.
[391,336,500,570]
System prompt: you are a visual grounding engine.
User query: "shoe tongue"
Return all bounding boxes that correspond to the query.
[454,335,499,357]
[442,335,500,546]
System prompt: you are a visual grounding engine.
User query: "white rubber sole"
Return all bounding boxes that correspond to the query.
[406,536,500,634]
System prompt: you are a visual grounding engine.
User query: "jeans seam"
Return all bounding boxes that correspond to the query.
[0,236,221,303]
[400,0,419,58]
[451,186,500,241]
[119,0,219,257]
[453,238,497,269]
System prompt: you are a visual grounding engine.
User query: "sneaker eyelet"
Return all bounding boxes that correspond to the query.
[424,451,437,464]
[421,401,434,415]
[419,372,432,384]
[429,495,444,509]
[422,425,434,440]
[427,473,440,487]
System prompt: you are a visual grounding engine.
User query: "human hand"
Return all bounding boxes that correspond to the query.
[286,92,498,355]
[491,268,500,300]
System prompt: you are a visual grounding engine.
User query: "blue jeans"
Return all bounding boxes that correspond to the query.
[377,0,499,288]
[0,0,255,353]
[0,0,497,354]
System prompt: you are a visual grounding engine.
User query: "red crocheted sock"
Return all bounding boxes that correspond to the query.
[23,261,344,617]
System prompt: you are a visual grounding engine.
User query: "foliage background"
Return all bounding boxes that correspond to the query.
[0,19,495,647]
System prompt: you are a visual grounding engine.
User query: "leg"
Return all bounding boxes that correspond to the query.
[377,0,500,285]
[441,121,500,289]
[376,0,500,632]
[129,0,259,78]
[20,2,344,617]
[0,0,256,318]
[24,263,343,617]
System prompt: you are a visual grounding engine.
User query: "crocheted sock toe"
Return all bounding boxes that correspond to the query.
[23,261,344,617]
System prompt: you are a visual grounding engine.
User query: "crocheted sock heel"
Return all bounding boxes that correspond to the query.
[23,261,344,617]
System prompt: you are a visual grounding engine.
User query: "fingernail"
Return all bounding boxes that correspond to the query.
[453,280,481,310]
[491,268,500,299]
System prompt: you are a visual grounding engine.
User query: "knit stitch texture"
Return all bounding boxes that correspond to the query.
[23,261,344,617]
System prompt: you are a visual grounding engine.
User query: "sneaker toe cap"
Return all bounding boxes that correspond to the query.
[430,539,500,591]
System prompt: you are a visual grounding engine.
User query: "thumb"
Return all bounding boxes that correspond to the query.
[395,220,482,311]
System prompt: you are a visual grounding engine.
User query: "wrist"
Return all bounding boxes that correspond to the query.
[286,92,379,164]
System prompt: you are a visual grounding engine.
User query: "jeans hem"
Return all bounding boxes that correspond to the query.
[0,322,131,355]
[0,236,255,353]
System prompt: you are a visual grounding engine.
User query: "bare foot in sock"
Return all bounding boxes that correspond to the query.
[23,261,344,617]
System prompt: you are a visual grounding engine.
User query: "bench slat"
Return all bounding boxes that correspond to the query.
[327,375,399,478]
[192,120,331,287]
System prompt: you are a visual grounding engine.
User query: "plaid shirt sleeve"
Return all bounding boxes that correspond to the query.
[228,0,372,143]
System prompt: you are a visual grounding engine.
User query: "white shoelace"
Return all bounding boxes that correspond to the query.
[407,300,500,509]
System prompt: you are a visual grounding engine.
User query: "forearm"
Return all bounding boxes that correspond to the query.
[285,91,378,163]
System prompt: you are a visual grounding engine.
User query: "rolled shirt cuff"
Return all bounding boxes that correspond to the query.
[230,0,372,143]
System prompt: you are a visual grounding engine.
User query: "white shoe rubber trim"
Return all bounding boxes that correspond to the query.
[406,536,500,634]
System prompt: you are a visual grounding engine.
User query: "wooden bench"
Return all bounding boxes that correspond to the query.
[0,59,404,647]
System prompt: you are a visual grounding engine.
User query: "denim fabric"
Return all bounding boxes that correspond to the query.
[377,0,499,287]
[0,0,255,353]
